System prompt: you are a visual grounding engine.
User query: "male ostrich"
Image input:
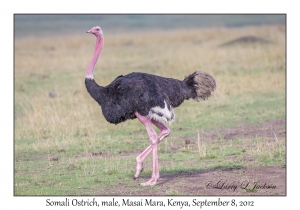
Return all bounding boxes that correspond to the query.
[85,26,216,186]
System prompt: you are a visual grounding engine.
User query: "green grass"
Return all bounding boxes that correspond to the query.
[15,91,285,195]
[15,125,285,195]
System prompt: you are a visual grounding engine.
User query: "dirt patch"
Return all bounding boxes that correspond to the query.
[184,118,286,143]
[91,166,285,196]
[220,35,272,47]
[155,166,285,196]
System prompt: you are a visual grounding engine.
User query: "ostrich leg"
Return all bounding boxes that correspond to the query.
[134,113,170,180]
[135,112,169,186]
[152,120,171,141]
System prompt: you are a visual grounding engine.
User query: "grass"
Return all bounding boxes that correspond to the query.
[14,25,285,195]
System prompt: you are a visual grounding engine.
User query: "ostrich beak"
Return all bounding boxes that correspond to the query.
[86,30,91,33]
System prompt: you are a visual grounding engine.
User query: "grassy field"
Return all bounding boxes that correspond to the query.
[14,25,286,195]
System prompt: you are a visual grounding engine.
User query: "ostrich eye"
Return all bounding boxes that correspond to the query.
[96,28,100,31]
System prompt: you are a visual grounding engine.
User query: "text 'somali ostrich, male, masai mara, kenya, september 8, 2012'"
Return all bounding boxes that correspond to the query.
[84,26,216,186]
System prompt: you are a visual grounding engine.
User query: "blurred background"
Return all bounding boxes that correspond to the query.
[14,14,286,195]
[14,14,285,38]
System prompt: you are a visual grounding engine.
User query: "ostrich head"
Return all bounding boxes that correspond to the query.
[86,26,103,37]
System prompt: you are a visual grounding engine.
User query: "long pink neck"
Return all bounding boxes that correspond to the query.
[86,34,104,79]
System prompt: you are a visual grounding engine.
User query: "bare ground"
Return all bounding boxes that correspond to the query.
[183,118,286,143]
[134,166,285,196]
[91,166,285,196]
[90,119,286,196]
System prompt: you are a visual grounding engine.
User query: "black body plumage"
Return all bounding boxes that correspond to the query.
[85,71,216,125]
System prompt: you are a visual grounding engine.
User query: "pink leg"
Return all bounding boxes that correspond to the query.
[152,120,171,141]
[134,119,170,180]
[134,112,170,186]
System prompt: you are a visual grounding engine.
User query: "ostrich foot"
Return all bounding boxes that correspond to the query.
[140,176,159,186]
[134,163,144,180]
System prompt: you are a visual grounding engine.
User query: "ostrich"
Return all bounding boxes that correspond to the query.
[85,26,216,186]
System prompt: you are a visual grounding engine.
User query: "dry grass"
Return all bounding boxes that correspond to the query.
[251,134,285,165]
[197,131,207,158]
[15,25,285,144]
